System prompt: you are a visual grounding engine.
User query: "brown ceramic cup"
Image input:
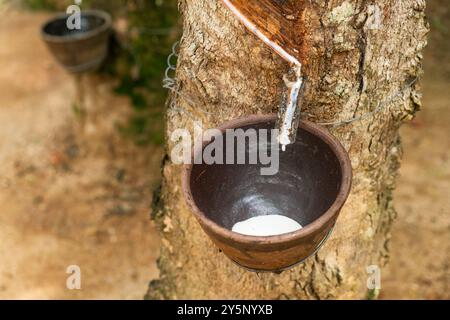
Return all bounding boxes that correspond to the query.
[41,10,112,73]
[183,114,352,272]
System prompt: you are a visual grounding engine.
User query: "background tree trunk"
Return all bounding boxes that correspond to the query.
[146,0,428,299]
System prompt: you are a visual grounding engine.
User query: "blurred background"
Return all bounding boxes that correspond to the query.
[0,0,448,299]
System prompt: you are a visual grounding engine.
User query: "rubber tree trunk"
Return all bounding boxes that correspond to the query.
[146,0,428,299]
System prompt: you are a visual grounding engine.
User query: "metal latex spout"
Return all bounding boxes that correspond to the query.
[277,64,306,151]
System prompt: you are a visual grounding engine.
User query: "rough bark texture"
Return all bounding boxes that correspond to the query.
[146,0,428,299]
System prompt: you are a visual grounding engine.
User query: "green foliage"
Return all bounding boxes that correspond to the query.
[367,288,380,300]
[117,111,165,146]
[21,0,59,10]
[430,16,448,34]
[71,103,86,119]
[114,0,179,146]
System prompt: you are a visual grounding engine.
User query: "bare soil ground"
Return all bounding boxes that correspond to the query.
[380,1,450,299]
[0,5,448,299]
[0,8,162,299]
[381,72,450,299]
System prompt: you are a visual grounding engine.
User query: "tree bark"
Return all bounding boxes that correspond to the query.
[146,0,428,299]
